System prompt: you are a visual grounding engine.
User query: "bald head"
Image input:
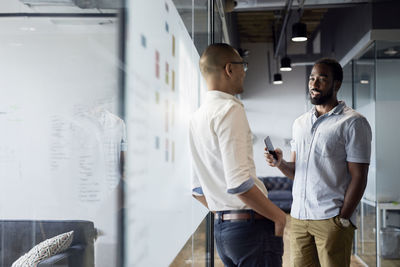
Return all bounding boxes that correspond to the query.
[199,43,239,78]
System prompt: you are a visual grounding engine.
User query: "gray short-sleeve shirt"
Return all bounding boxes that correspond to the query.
[290,101,372,223]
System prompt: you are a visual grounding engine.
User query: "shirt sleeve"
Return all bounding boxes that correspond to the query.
[191,168,204,196]
[214,103,254,194]
[346,117,372,163]
[189,121,204,196]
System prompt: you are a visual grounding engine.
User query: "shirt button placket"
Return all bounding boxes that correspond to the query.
[304,123,318,218]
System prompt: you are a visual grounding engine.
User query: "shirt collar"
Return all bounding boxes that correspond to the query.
[310,101,346,117]
[206,90,244,107]
[332,101,346,115]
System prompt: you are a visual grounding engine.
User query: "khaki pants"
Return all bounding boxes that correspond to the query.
[290,216,355,267]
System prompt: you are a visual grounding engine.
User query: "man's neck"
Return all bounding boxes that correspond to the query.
[315,99,339,117]
[208,87,235,96]
[206,75,236,95]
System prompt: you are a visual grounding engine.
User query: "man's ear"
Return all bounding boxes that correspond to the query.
[224,63,233,78]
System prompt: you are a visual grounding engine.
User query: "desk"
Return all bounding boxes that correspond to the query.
[360,198,400,267]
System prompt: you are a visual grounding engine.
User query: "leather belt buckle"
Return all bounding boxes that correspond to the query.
[223,213,252,221]
[215,211,265,222]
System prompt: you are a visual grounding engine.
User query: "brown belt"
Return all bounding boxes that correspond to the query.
[215,212,265,221]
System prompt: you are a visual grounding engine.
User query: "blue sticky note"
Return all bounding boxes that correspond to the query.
[141,34,147,48]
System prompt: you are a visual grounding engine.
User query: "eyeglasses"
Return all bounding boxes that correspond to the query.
[229,61,248,72]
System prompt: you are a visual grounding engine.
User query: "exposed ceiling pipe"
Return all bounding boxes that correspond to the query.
[297,0,306,17]
[234,0,370,11]
[216,0,231,44]
[274,0,293,58]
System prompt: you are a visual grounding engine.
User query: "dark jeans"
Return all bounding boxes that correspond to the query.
[214,210,283,267]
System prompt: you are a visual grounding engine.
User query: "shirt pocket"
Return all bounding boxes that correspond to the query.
[314,130,345,158]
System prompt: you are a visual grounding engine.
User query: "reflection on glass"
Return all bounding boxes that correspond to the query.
[173,0,209,54]
[214,1,223,43]
[357,201,377,266]
[0,13,121,267]
[173,0,193,38]
[193,0,209,54]
[170,217,208,266]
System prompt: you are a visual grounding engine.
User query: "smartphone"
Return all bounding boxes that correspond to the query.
[264,136,278,160]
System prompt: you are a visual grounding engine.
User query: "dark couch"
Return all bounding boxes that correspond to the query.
[259,176,293,213]
[0,220,97,267]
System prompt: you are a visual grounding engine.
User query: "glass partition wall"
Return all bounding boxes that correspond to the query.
[352,43,377,267]
[338,62,354,107]
[124,0,227,266]
[0,8,122,267]
[353,40,400,267]
[374,40,400,267]
[0,1,228,266]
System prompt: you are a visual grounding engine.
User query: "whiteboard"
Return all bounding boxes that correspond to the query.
[124,0,208,266]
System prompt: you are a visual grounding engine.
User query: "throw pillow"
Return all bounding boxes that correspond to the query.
[12,230,74,267]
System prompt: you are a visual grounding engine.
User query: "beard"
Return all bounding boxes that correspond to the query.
[309,84,334,105]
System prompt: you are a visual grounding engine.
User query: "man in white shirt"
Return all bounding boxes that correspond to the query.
[190,43,286,266]
[265,58,371,267]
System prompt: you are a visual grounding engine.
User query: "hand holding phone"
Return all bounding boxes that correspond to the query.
[264,136,278,160]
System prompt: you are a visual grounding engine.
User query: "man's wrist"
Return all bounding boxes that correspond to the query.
[276,159,284,168]
[339,217,350,227]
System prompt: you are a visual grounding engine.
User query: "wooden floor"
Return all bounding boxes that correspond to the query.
[354,211,400,267]
[171,214,370,266]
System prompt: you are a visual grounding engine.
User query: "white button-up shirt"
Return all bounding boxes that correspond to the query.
[290,101,371,223]
[189,90,268,211]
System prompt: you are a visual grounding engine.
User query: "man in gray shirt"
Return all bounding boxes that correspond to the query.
[265,58,371,267]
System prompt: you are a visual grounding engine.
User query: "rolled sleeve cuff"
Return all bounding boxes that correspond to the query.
[227,178,254,195]
[192,187,204,196]
[347,157,370,164]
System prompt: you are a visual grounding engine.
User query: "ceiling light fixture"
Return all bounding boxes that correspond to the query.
[273,56,283,85]
[280,28,292,72]
[19,27,36,31]
[280,56,292,71]
[238,48,249,58]
[292,22,307,42]
[273,73,283,85]
[224,0,238,12]
[360,73,370,84]
[384,47,398,56]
